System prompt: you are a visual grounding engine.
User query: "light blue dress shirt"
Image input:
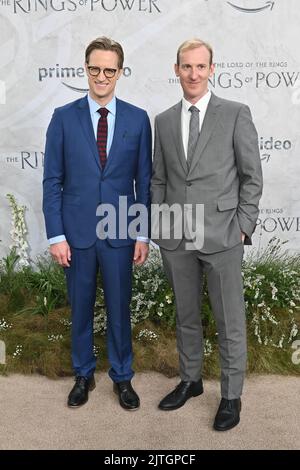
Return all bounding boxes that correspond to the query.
[49,94,148,245]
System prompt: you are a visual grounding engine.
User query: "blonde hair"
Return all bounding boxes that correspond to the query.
[85,36,124,69]
[177,39,213,66]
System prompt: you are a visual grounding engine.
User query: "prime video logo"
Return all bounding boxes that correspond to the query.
[226,1,275,13]
[38,65,132,82]
[38,65,132,93]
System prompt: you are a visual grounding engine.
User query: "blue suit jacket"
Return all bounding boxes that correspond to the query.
[43,96,152,248]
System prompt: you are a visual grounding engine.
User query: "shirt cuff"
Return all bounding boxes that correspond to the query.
[136,237,149,244]
[49,235,66,245]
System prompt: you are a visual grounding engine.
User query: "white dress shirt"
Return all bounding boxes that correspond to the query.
[181,90,211,158]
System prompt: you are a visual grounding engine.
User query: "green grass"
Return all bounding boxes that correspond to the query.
[1,295,299,379]
[0,238,299,379]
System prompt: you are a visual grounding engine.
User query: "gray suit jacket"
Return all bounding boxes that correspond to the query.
[151,93,263,253]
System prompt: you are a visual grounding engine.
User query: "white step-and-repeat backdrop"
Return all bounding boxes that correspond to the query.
[0,0,299,258]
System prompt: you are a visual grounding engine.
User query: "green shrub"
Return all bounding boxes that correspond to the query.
[0,234,299,377]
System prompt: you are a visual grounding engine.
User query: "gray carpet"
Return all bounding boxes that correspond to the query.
[0,373,299,450]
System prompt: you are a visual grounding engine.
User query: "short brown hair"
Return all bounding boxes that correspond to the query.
[85,36,124,69]
[177,39,213,66]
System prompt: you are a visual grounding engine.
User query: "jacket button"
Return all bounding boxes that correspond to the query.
[186,182,192,186]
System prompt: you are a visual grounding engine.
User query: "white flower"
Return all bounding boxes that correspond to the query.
[136,329,159,342]
[0,319,12,331]
[288,323,298,343]
[12,345,23,358]
[204,339,213,356]
[270,282,278,300]
[48,334,63,342]
[7,194,30,268]
[93,345,100,356]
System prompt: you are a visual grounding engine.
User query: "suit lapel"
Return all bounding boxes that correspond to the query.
[188,93,221,175]
[170,102,188,174]
[104,98,126,174]
[77,96,101,171]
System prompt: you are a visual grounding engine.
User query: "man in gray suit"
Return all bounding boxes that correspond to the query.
[151,39,263,431]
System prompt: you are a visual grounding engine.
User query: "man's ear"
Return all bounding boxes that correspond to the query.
[174,63,179,77]
[117,68,123,80]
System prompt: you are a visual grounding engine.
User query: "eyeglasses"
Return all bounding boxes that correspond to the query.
[87,66,118,78]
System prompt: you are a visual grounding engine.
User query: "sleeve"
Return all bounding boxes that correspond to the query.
[42,108,65,239]
[234,105,263,241]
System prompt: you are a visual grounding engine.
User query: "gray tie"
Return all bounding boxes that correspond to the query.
[187,105,200,170]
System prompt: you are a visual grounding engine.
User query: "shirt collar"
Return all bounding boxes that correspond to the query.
[182,90,211,113]
[87,94,116,116]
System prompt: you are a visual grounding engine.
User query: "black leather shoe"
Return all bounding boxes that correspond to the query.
[213,398,241,431]
[158,379,203,411]
[67,375,96,407]
[113,380,140,410]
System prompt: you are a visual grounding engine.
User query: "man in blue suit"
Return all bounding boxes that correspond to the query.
[43,37,152,409]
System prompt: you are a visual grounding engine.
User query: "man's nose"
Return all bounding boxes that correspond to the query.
[189,67,199,79]
[98,70,106,80]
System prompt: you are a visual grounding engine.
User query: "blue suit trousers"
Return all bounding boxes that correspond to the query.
[65,239,135,382]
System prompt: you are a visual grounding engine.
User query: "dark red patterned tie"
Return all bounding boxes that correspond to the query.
[97,107,109,168]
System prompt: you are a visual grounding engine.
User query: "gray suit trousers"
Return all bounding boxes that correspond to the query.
[160,241,246,399]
